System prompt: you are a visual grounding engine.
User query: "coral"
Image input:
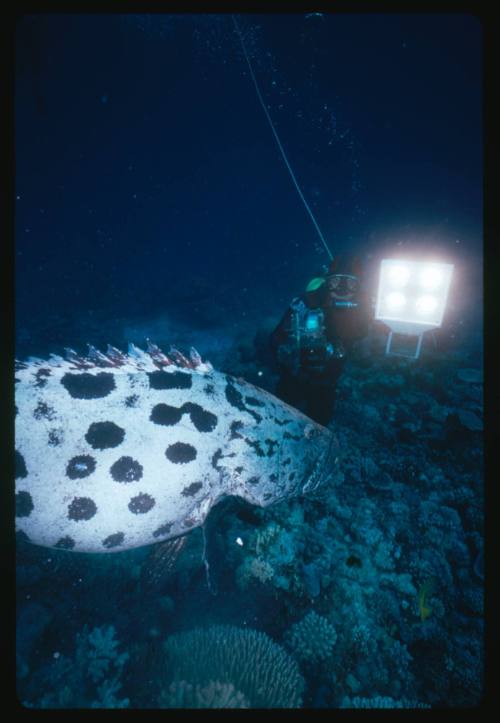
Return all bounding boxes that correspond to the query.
[386,639,413,681]
[256,522,296,565]
[16,336,484,710]
[340,695,430,708]
[351,624,376,657]
[236,556,274,588]
[162,625,304,708]
[461,587,483,617]
[158,680,249,708]
[25,624,129,708]
[285,611,337,664]
[16,601,53,678]
[235,518,300,593]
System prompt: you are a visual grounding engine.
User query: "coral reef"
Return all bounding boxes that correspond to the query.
[158,680,249,708]
[161,625,304,708]
[16,329,483,709]
[340,695,430,708]
[22,624,130,708]
[285,611,337,664]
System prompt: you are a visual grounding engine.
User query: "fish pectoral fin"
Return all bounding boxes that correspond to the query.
[140,536,188,592]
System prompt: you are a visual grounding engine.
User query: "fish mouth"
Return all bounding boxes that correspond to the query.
[301,432,339,495]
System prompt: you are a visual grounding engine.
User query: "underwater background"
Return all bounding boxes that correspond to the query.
[15,13,483,709]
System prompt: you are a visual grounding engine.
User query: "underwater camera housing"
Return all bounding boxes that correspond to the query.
[375,259,454,359]
[299,310,343,370]
[299,340,334,372]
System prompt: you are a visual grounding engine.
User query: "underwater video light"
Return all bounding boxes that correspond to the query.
[375,259,454,359]
[385,291,407,311]
[388,263,411,288]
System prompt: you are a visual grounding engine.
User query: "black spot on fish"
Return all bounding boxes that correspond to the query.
[55,536,75,550]
[150,403,182,426]
[16,491,33,517]
[125,394,139,408]
[284,431,302,441]
[269,473,278,482]
[230,420,244,439]
[129,493,155,514]
[265,439,279,457]
[166,442,197,464]
[283,457,291,466]
[247,476,260,485]
[103,532,125,549]
[153,522,173,538]
[212,449,223,469]
[127,372,138,386]
[183,403,218,432]
[225,380,245,411]
[151,402,217,432]
[263,493,273,501]
[48,429,63,446]
[211,448,235,470]
[273,417,291,426]
[33,401,56,421]
[244,396,264,407]
[34,368,51,388]
[61,372,116,399]
[204,383,215,395]
[225,381,263,423]
[110,456,143,483]
[244,437,265,457]
[235,466,244,474]
[66,455,97,479]
[182,481,203,497]
[68,497,97,521]
[85,421,125,449]
[15,451,27,479]
[288,472,296,481]
[148,370,192,390]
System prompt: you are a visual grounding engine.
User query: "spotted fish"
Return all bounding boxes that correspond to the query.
[15,342,340,553]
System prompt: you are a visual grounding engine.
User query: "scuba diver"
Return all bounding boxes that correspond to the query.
[270,255,370,426]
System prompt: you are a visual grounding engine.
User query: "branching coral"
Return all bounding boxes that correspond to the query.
[285,610,337,664]
[24,624,130,708]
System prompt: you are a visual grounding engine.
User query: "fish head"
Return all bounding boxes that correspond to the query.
[217,378,341,509]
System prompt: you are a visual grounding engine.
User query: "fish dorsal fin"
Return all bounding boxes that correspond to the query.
[16,342,212,375]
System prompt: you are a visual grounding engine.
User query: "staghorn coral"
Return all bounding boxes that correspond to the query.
[158,680,249,708]
[285,610,337,664]
[162,625,304,708]
[24,624,129,708]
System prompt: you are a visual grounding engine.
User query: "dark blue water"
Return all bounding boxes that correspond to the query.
[15,13,483,708]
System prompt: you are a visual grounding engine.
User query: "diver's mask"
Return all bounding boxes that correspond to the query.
[326,274,359,304]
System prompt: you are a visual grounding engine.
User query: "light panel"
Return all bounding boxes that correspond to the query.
[375,259,454,329]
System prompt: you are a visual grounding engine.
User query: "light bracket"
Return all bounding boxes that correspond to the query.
[376,259,454,359]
